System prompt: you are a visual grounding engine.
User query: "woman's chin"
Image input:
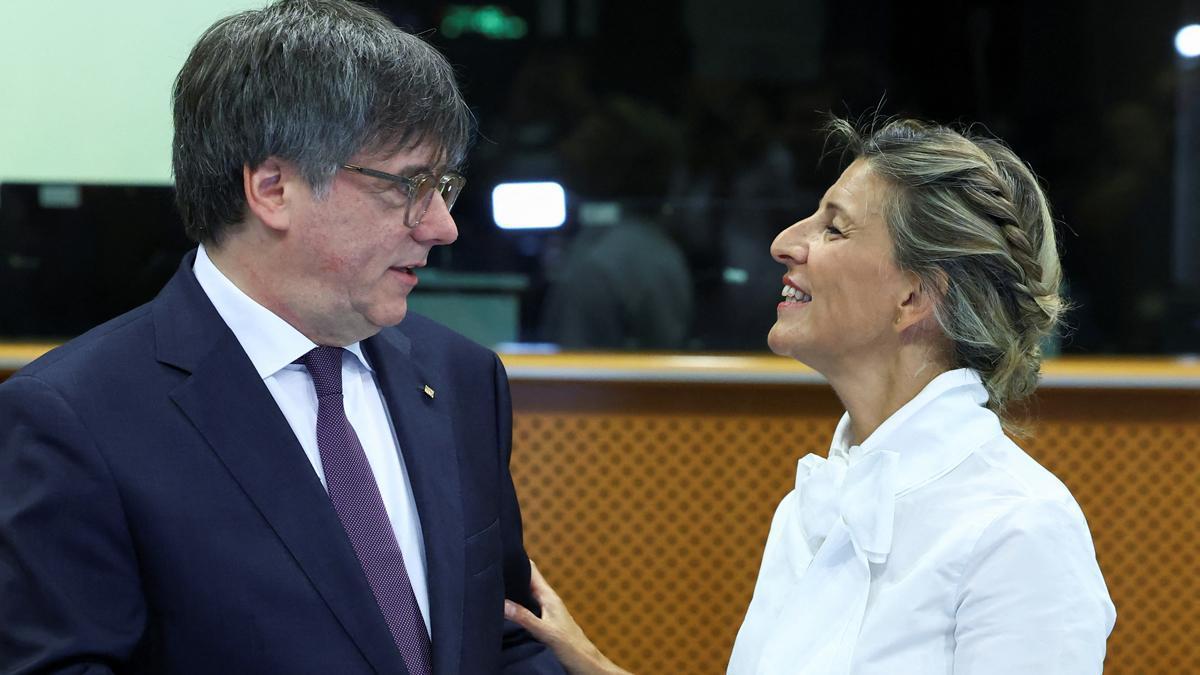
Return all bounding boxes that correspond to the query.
[769,328,834,376]
[767,324,804,360]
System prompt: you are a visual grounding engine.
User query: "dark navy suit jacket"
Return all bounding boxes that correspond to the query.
[0,253,563,675]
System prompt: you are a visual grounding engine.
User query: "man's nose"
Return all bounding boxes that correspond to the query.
[413,192,459,245]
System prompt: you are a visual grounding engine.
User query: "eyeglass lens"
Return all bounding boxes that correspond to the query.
[409,174,464,226]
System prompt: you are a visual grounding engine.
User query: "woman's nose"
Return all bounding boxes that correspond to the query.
[771,218,811,265]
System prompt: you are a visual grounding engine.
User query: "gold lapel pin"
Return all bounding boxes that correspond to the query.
[423,384,436,399]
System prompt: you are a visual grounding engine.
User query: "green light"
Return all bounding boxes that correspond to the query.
[477,6,506,33]
[440,5,527,40]
[442,6,471,39]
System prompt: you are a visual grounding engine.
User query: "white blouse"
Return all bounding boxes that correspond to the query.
[727,369,1115,675]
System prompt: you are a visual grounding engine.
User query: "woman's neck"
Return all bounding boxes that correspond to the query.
[825,347,951,446]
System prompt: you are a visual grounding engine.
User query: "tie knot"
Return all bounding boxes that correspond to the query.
[299,346,344,397]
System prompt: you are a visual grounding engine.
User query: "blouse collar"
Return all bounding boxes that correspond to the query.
[827,368,1002,497]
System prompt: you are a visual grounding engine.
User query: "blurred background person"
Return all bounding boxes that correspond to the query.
[540,97,693,350]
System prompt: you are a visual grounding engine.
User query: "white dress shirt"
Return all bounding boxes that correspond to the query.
[727,369,1115,675]
[193,245,431,634]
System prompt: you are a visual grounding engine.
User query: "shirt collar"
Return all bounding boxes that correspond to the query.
[828,368,1002,495]
[193,245,372,379]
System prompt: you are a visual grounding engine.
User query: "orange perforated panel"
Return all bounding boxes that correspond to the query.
[1028,391,1200,674]
[510,381,1200,675]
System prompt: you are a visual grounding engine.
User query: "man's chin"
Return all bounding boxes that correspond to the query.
[367,303,409,329]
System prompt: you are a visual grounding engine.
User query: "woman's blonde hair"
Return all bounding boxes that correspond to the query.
[828,117,1064,423]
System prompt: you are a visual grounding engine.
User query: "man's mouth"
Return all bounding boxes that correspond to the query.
[389,265,420,283]
[392,261,425,275]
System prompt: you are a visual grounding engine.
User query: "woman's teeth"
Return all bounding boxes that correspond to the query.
[781,285,812,303]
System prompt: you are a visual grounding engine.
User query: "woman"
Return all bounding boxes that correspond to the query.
[505,118,1116,674]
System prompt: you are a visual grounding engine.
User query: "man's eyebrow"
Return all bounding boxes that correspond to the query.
[391,163,434,175]
[395,162,460,176]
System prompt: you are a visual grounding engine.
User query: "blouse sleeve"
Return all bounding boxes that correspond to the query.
[952,497,1116,675]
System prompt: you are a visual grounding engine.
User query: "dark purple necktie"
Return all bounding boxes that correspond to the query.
[299,346,432,675]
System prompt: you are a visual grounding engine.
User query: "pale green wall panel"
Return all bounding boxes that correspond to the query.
[0,1,267,185]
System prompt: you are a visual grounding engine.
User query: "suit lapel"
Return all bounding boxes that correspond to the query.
[365,328,465,675]
[154,255,408,674]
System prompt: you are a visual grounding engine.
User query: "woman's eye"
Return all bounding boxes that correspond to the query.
[825,225,844,237]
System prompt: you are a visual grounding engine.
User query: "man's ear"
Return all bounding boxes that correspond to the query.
[895,269,945,333]
[243,158,293,233]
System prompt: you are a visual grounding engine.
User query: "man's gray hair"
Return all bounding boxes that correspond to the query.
[172,0,474,244]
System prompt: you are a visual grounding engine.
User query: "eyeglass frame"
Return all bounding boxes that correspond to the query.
[341,163,466,227]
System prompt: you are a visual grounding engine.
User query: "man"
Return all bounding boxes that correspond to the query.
[540,97,693,350]
[0,1,562,673]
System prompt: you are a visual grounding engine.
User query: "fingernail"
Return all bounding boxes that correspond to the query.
[503,601,515,618]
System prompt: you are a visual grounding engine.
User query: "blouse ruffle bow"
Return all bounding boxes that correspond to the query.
[728,369,1002,675]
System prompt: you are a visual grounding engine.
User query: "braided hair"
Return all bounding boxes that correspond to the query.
[826,117,1064,426]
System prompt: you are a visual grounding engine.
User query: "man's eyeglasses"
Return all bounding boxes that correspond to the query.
[342,164,466,227]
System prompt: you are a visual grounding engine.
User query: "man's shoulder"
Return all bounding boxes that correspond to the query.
[8,302,157,391]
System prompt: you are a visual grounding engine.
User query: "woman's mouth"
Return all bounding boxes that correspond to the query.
[780,284,812,305]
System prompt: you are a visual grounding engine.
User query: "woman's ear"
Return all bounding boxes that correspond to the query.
[895,269,946,333]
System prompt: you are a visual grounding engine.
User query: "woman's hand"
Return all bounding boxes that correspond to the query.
[504,560,633,675]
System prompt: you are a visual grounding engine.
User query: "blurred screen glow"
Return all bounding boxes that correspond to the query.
[491,182,566,229]
[1176,24,1200,58]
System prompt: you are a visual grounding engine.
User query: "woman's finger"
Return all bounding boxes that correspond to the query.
[510,560,633,675]
[528,559,562,607]
[504,599,545,635]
